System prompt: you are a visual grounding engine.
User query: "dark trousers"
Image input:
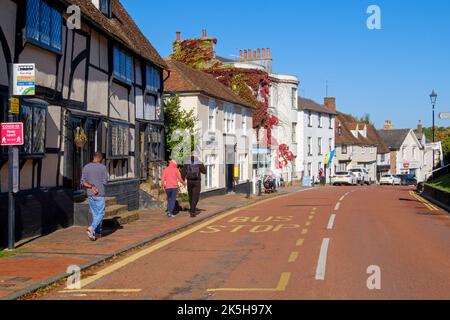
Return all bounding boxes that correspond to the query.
[187,180,201,213]
[166,188,178,214]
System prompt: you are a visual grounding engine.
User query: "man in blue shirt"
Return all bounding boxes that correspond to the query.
[81,152,109,241]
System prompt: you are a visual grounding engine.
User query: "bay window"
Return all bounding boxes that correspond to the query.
[20,103,47,154]
[26,0,62,53]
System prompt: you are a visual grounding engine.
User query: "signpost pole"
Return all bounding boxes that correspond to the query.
[7,63,15,250]
[7,114,16,251]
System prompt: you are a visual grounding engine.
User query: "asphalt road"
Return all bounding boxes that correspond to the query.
[38,186,450,300]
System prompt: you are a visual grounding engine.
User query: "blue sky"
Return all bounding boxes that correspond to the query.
[122,0,450,129]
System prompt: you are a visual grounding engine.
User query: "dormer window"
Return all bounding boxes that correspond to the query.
[100,0,111,18]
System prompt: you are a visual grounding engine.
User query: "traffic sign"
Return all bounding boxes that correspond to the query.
[1,122,24,146]
[439,112,450,120]
[9,97,19,114]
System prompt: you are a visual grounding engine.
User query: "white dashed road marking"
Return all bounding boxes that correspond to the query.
[327,214,336,230]
[315,238,330,280]
[334,202,341,211]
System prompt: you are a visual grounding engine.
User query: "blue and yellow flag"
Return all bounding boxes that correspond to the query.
[325,150,336,166]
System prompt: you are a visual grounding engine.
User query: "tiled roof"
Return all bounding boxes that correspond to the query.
[335,112,387,152]
[65,0,167,69]
[164,59,257,110]
[377,129,412,150]
[298,97,337,115]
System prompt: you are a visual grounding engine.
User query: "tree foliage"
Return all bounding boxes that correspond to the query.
[164,95,198,163]
[423,126,450,164]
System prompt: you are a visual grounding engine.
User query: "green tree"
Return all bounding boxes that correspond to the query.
[358,113,374,126]
[423,126,450,165]
[164,95,198,163]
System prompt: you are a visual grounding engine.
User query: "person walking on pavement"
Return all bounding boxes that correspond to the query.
[182,154,206,218]
[161,160,185,218]
[81,152,109,242]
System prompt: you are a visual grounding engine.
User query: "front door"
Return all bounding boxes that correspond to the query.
[64,116,99,190]
[225,145,236,192]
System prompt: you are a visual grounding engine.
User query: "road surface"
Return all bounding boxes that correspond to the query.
[37,186,450,300]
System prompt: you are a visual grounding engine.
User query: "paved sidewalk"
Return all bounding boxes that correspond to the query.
[0,186,307,300]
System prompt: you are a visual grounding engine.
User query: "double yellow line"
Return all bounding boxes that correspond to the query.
[409,191,440,211]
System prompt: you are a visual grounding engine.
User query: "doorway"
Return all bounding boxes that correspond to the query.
[225,144,236,192]
[64,115,100,190]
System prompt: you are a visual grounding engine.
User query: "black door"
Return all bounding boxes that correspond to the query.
[225,145,235,192]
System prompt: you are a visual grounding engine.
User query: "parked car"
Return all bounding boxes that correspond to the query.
[380,174,402,186]
[396,174,418,186]
[350,168,370,185]
[332,171,358,186]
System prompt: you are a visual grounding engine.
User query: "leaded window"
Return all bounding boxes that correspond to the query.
[26,0,62,53]
[110,122,129,158]
[113,46,133,84]
[146,65,161,92]
[19,103,47,154]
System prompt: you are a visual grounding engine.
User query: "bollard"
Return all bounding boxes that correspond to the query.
[246,179,251,198]
[258,179,262,196]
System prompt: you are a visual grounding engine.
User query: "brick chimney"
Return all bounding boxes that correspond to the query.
[417,120,423,135]
[176,31,181,41]
[324,97,336,112]
[384,120,393,130]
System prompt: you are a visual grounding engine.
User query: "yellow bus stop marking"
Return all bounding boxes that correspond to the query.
[207,272,291,293]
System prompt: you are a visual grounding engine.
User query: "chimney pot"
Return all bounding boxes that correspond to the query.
[244,50,247,59]
[267,48,271,58]
[417,120,423,134]
[262,48,266,58]
[202,29,207,38]
[176,31,181,41]
[384,120,393,130]
[257,48,261,58]
[253,50,257,59]
[239,50,243,60]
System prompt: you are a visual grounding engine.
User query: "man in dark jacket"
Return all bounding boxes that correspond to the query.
[182,155,206,218]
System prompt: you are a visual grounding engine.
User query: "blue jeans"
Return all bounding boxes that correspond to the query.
[166,188,178,215]
[89,197,105,235]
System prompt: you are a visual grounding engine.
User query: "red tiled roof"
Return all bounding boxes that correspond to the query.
[164,59,257,110]
[64,0,167,69]
[335,112,388,153]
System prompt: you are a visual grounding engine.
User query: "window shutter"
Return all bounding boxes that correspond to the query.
[26,0,40,41]
[50,8,62,51]
[40,1,51,45]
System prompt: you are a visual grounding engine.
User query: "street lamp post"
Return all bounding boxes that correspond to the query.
[429,90,438,180]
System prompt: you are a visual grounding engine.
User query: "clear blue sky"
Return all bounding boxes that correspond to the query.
[122,0,450,129]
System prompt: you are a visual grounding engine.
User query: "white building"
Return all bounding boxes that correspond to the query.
[164,59,255,195]
[378,126,427,182]
[268,74,300,182]
[221,48,300,182]
[297,97,336,184]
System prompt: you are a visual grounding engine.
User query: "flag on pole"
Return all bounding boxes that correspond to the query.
[325,150,336,166]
